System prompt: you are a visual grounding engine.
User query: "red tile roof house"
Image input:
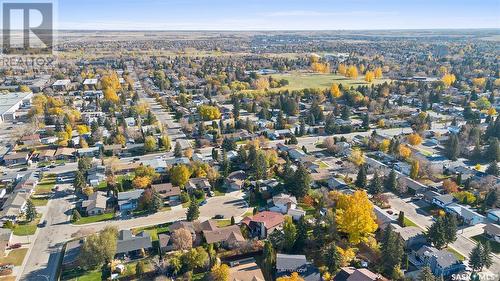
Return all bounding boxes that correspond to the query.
[241,211,285,239]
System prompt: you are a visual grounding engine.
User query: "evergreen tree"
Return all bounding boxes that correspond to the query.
[427,217,447,249]
[322,242,342,273]
[384,168,398,192]
[484,189,498,208]
[469,243,484,271]
[482,241,493,269]
[252,151,268,180]
[299,118,306,136]
[418,266,436,281]
[211,148,218,161]
[398,211,405,227]
[369,172,383,194]
[186,198,200,221]
[443,214,458,246]
[294,216,308,251]
[74,170,86,193]
[362,113,370,130]
[445,134,460,161]
[289,135,298,145]
[487,138,500,162]
[71,209,82,222]
[355,164,367,188]
[380,225,404,276]
[25,199,37,222]
[288,164,311,198]
[263,241,276,280]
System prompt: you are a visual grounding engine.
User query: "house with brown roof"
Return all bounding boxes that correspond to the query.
[20,134,40,146]
[3,151,29,166]
[54,147,76,160]
[334,267,385,281]
[225,170,247,191]
[37,149,55,162]
[81,191,108,216]
[229,258,265,281]
[241,211,284,238]
[201,220,245,248]
[152,183,181,206]
[484,223,500,243]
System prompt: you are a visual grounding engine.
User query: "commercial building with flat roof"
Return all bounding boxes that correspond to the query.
[0,92,33,122]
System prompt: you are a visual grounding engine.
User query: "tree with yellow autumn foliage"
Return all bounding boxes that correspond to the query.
[311,62,330,73]
[334,190,378,244]
[374,67,383,79]
[104,87,119,104]
[345,65,358,79]
[472,77,486,88]
[198,105,221,121]
[487,107,497,116]
[253,77,270,90]
[407,133,423,146]
[349,148,365,166]
[379,139,390,153]
[441,73,456,87]
[337,64,347,76]
[330,83,342,98]
[364,71,375,83]
[398,144,412,159]
[277,272,305,281]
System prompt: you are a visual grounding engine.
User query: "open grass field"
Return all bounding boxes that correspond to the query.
[262,72,391,92]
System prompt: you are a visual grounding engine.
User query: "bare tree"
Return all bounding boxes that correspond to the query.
[171,228,193,250]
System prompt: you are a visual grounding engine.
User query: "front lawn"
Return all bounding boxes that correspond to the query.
[403,217,419,228]
[96,174,134,191]
[72,213,114,225]
[446,247,465,261]
[13,216,41,236]
[35,175,56,195]
[215,219,232,227]
[132,223,170,241]
[471,234,500,254]
[0,248,28,266]
[30,196,49,206]
[61,268,102,281]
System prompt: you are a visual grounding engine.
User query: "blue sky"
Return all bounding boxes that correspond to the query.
[54,0,499,30]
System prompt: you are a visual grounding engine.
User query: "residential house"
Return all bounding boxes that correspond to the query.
[115,230,153,259]
[276,254,321,281]
[241,211,284,238]
[87,165,106,187]
[270,193,297,214]
[140,159,167,173]
[81,191,108,216]
[52,79,71,91]
[202,220,245,248]
[62,239,84,270]
[186,178,211,193]
[328,177,348,190]
[373,205,395,229]
[412,245,465,277]
[54,147,76,160]
[432,194,455,208]
[226,170,247,191]
[445,203,485,225]
[229,258,265,281]
[20,134,40,146]
[0,192,28,222]
[0,229,12,257]
[334,267,384,281]
[487,209,500,224]
[484,223,500,243]
[117,190,144,214]
[169,220,203,245]
[393,226,427,249]
[152,183,181,206]
[37,149,55,162]
[3,152,29,166]
[158,233,176,254]
[13,172,38,194]
[76,147,100,158]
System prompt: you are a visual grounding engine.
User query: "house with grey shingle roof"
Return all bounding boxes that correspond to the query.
[115,230,152,258]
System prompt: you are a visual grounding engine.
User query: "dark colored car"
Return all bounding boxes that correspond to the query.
[38,220,47,227]
[9,243,21,249]
[213,214,224,219]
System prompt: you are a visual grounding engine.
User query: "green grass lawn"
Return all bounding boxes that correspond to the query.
[0,248,28,266]
[258,72,391,92]
[35,175,56,195]
[72,213,114,225]
[446,247,466,261]
[30,196,49,206]
[403,217,419,228]
[62,269,102,281]
[13,216,41,236]
[298,203,316,216]
[215,219,232,227]
[97,173,134,191]
[132,224,170,241]
[471,234,500,254]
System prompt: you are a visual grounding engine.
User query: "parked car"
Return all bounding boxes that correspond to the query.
[8,243,21,249]
[213,214,224,219]
[199,200,207,206]
[38,220,47,227]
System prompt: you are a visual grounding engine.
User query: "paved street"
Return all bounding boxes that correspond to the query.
[18,189,248,281]
[387,194,500,276]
